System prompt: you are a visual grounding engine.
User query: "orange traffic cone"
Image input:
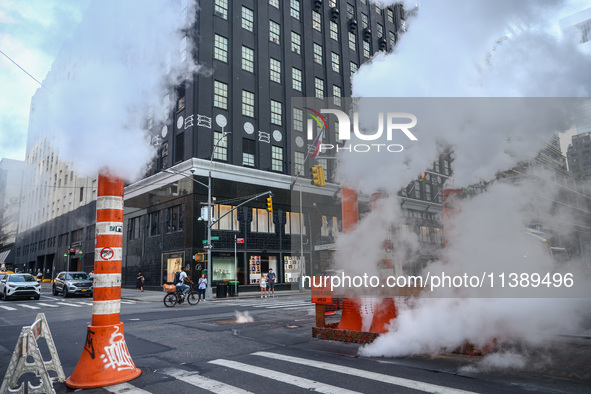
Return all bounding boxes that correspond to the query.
[65,171,141,389]
[369,298,397,333]
[337,298,363,331]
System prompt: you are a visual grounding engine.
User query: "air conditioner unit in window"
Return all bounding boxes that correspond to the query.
[348,18,357,32]
[313,0,322,11]
[330,7,339,21]
[363,27,372,41]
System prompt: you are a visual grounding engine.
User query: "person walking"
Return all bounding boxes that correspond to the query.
[260,274,267,298]
[198,273,207,301]
[136,271,144,292]
[267,268,276,298]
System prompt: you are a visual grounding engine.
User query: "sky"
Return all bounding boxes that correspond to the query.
[0,0,89,162]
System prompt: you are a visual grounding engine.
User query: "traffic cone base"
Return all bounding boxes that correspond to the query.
[65,323,141,389]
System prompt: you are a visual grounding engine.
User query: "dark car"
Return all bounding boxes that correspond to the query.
[53,271,93,297]
[0,273,41,300]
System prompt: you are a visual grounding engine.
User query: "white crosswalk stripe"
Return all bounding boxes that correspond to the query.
[208,359,361,394]
[0,305,17,311]
[252,352,476,394]
[161,368,253,393]
[105,382,151,394]
[17,304,40,310]
[36,302,59,308]
[56,302,84,307]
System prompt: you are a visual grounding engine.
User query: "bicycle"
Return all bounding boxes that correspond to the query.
[163,283,199,307]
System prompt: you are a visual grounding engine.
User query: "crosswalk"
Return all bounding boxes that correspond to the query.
[102,351,476,394]
[222,299,313,310]
[0,298,138,312]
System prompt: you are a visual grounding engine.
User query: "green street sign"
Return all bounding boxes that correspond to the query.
[202,240,208,245]
[211,236,220,241]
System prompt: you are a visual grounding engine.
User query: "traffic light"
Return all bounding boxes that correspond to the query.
[194,252,206,262]
[266,197,273,213]
[311,165,326,187]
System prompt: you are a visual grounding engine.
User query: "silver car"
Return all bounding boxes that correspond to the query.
[0,273,41,300]
[52,271,94,297]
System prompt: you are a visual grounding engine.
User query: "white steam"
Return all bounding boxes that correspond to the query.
[235,311,254,324]
[32,0,200,181]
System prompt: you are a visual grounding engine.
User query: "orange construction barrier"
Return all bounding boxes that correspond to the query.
[66,170,141,389]
[337,298,363,331]
[369,298,397,333]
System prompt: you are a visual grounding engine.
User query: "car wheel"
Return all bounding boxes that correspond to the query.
[52,286,58,296]
[4,290,10,301]
[63,288,68,298]
[34,295,40,300]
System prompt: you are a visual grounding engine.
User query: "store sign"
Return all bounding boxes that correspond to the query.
[314,243,336,251]
[311,278,333,305]
[236,238,244,244]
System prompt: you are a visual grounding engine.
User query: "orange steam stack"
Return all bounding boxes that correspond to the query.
[65,171,141,389]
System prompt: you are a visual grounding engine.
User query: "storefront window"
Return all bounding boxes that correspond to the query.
[249,256,261,284]
[284,256,300,283]
[213,255,236,281]
[163,252,184,283]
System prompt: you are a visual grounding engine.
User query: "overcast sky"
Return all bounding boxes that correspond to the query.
[0,0,89,161]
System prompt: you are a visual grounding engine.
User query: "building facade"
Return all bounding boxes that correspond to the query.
[567,132,591,180]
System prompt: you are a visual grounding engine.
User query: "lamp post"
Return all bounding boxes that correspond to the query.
[164,130,231,300]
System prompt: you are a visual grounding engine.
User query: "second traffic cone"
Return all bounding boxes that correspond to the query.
[369,298,397,333]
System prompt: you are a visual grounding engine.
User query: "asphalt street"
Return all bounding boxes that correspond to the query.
[0,283,590,393]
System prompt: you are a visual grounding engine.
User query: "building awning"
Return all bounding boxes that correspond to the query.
[0,250,10,263]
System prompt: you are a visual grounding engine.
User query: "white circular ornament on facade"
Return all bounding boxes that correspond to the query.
[273,130,282,142]
[216,114,227,128]
[244,122,254,135]
[161,125,168,138]
[176,116,184,130]
[295,136,304,148]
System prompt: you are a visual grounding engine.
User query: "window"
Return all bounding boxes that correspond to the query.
[149,211,160,236]
[414,181,421,199]
[213,81,228,109]
[270,21,281,44]
[443,160,450,175]
[388,8,395,23]
[348,31,356,51]
[321,216,338,237]
[346,3,355,19]
[389,31,396,47]
[331,52,340,72]
[293,108,304,131]
[313,43,323,64]
[291,31,302,54]
[334,121,341,141]
[251,208,275,233]
[294,151,305,175]
[213,205,239,231]
[292,67,302,91]
[361,13,368,28]
[214,34,228,62]
[242,46,254,72]
[271,100,282,125]
[377,23,383,37]
[272,146,283,172]
[290,0,300,19]
[242,90,255,117]
[330,21,339,41]
[213,131,228,161]
[434,160,440,173]
[180,36,187,62]
[433,228,443,244]
[376,5,383,15]
[419,226,430,243]
[363,40,371,58]
[333,85,342,106]
[243,139,255,167]
[329,0,337,7]
[312,11,322,31]
[270,58,281,83]
[214,0,228,19]
[425,183,432,201]
[285,212,305,235]
[242,6,254,31]
[350,61,358,74]
[315,78,324,98]
[269,0,279,8]
[166,205,183,233]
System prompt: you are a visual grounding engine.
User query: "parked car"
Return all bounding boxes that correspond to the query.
[0,273,41,300]
[53,271,94,297]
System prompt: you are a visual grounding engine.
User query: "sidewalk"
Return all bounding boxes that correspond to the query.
[120,286,310,303]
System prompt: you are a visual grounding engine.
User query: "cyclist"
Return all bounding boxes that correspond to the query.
[176,269,193,294]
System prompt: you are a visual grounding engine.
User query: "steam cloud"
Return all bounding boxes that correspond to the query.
[327,0,591,369]
[31,0,200,181]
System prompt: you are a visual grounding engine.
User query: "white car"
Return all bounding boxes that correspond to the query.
[0,273,41,300]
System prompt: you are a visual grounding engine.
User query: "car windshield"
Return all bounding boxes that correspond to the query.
[66,273,90,280]
[9,274,37,282]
